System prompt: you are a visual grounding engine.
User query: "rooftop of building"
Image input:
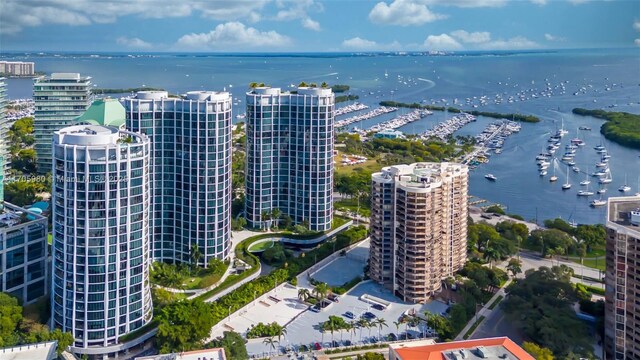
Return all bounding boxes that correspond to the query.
[374,162,467,188]
[0,201,47,228]
[390,337,533,360]
[607,195,640,232]
[128,90,229,102]
[74,98,126,128]
[35,72,91,81]
[54,124,147,147]
[135,347,226,360]
[0,340,57,360]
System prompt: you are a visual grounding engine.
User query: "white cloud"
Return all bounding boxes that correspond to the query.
[176,22,291,50]
[423,0,507,8]
[369,0,446,26]
[116,36,153,49]
[567,0,589,4]
[450,30,491,44]
[302,18,321,31]
[635,39,640,46]
[479,36,539,50]
[634,20,640,32]
[0,0,270,34]
[341,37,402,51]
[423,34,462,50]
[530,0,547,5]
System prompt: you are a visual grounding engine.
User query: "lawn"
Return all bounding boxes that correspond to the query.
[571,257,605,271]
[335,197,371,217]
[248,240,274,252]
[334,151,382,176]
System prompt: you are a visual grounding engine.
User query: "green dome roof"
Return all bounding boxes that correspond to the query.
[74,98,126,128]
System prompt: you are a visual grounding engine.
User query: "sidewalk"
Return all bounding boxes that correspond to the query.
[454,279,512,341]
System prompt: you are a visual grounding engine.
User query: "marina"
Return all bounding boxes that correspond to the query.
[334,102,369,117]
[334,106,397,129]
[367,109,431,133]
[421,112,476,141]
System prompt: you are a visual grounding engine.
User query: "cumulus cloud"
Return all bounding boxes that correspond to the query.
[635,39,640,46]
[634,20,640,31]
[423,0,507,7]
[0,0,270,34]
[116,36,153,49]
[341,37,402,51]
[302,18,321,31]
[450,30,491,44]
[176,22,291,50]
[424,30,538,51]
[369,0,446,26]
[530,0,547,5]
[423,34,462,50]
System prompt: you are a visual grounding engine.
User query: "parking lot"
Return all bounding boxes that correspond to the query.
[310,242,368,286]
[245,281,448,357]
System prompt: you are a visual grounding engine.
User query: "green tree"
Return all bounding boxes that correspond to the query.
[506,258,523,278]
[190,243,202,268]
[373,318,387,339]
[297,288,311,302]
[156,299,216,353]
[209,331,248,360]
[271,208,281,229]
[424,313,454,341]
[49,328,74,355]
[313,282,329,302]
[0,293,23,347]
[575,224,606,253]
[522,342,554,360]
[356,353,384,360]
[483,247,501,269]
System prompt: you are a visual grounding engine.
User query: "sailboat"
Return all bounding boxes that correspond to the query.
[580,170,590,186]
[619,173,631,192]
[590,197,607,207]
[562,166,571,190]
[599,169,613,184]
[550,159,558,182]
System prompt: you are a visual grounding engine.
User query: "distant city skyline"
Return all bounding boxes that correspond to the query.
[1,0,639,52]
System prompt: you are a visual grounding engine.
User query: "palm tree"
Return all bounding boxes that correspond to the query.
[190,243,202,270]
[297,288,311,302]
[313,282,329,303]
[349,321,357,342]
[374,318,388,339]
[393,320,401,337]
[276,325,287,342]
[261,210,271,230]
[483,247,500,269]
[323,318,338,343]
[271,208,281,229]
[357,318,368,341]
[408,316,421,337]
[263,337,278,356]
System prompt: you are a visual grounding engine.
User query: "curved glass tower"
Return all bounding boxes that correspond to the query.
[245,86,334,231]
[123,91,232,265]
[51,125,152,350]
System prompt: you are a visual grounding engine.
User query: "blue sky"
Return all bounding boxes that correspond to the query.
[1,0,639,52]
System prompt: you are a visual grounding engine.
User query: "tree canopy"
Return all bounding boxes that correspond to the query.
[156,299,217,353]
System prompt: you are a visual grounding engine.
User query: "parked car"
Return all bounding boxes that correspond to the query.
[344,340,352,346]
[370,336,379,343]
[362,311,377,319]
[388,333,398,341]
[328,294,339,302]
[344,311,355,319]
[372,303,385,311]
[299,345,309,352]
[331,340,340,348]
[314,342,322,350]
[309,304,321,313]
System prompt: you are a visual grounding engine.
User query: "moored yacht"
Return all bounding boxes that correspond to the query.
[485,174,497,181]
[577,190,594,196]
[590,198,607,207]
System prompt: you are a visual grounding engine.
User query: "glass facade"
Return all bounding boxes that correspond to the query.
[0,77,7,173]
[245,87,334,231]
[51,125,152,349]
[34,73,92,173]
[0,203,48,305]
[123,91,232,265]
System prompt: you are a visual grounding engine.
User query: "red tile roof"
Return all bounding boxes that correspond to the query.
[393,337,534,360]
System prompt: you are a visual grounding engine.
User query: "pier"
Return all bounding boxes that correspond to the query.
[335,106,397,129]
[367,109,431,133]
[335,102,369,117]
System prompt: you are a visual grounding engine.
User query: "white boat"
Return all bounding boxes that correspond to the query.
[539,164,549,170]
[619,174,631,192]
[594,144,605,151]
[595,162,608,168]
[562,166,571,189]
[577,190,594,196]
[572,166,580,172]
[580,171,591,186]
[597,188,607,194]
[485,174,497,181]
[599,170,613,184]
[539,170,548,176]
[550,176,558,182]
[590,199,607,207]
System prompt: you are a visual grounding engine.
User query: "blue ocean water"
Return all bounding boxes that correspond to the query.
[3,49,640,224]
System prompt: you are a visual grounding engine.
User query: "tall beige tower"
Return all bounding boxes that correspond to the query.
[604,196,640,359]
[369,162,468,303]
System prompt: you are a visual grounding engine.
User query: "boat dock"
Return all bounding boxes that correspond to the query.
[335,102,369,117]
[468,195,506,211]
[335,106,398,129]
[366,109,432,133]
[421,112,476,140]
[462,120,521,165]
